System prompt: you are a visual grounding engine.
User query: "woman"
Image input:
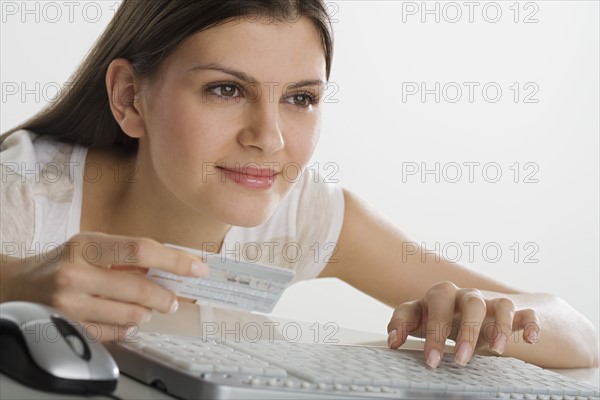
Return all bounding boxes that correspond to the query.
[0,0,597,369]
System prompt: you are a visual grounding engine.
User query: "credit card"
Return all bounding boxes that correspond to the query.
[146,244,295,313]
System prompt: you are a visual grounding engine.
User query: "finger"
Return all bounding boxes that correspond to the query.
[387,301,422,349]
[454,290,487,366]
[486,298,516,354]
[81,321,138,342]
[73,294,153,327]
[512,308,540,344]
[110,265,148,273]
[423,281,457,368]
[50,294,148,342]
[65,233,209,277]
[75,266,179,314]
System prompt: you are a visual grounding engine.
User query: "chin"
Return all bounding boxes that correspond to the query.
[214,198,280,228]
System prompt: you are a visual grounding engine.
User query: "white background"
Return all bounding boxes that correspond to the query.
[1,1,598,336]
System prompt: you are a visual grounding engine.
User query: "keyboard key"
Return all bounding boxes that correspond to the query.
[332,377,352,384]
[214,365,239,373]
[267,378,278,386]
[142,347,177,363]
[389,378,411,388]
[249,378,260,385]
[173,359,214,373]
[372,378,391,386]
[262,367,287,377]
[351,377,372,385]
[300,381,312,389]
[239,366,264,375]
[299,372,332,384]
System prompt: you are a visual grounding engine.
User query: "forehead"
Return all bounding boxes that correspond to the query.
[163,16,327,83]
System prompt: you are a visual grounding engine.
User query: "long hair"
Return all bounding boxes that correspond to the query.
[0,0,334,153]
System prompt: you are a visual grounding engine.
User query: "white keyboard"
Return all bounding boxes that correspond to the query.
[106,332,600,400]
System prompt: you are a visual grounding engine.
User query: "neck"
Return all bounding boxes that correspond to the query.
[81,147,231,252]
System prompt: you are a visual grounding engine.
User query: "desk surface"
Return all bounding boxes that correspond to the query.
[2,302,598,399]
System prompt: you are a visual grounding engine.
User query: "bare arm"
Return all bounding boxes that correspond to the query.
[320,189,598,368]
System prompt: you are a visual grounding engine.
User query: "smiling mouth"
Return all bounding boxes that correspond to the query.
[217,166,278,189]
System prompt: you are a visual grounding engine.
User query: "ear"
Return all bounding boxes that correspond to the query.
[106,59,147,139]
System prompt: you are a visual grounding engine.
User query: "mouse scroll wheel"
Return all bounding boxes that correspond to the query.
[50,316,91,360]
[64,334,87,357]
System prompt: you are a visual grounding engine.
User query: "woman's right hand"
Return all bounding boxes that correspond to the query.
[3,232,208,341]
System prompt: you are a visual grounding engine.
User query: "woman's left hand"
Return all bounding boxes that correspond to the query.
[386,281,540,368]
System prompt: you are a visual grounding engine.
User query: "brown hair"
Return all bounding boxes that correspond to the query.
[1,0,334,153]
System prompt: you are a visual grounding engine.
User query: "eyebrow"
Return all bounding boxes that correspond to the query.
[187,64,324,90]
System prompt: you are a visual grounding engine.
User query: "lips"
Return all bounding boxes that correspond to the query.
[218,165,278,189]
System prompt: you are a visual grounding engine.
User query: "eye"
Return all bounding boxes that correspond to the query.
[206,83,242,99]
[284,93,318,109]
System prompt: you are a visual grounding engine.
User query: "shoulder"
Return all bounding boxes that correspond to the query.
[1,130,84,252]
[1,130,82,198]
[1,130,79,174]
[1,131,38,250]
[1,129,37,163]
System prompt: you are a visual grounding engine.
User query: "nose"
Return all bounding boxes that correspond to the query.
[237,101,285,154]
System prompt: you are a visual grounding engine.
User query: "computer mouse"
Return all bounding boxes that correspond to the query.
[0,301,119,395]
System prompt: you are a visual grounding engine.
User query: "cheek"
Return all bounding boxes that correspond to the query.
[149,91,204,146]
[283,112,321,167]
[145,90,231,172]
[142,96,236,215]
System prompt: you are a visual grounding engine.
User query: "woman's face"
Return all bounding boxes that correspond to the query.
[137,16,326,227]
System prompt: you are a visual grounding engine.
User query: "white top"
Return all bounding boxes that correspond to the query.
[0,130,345,282]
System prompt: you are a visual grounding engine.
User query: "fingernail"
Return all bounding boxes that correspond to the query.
[455,342,473,366]
[527,329,538,344]
[426,349,441,368]
[125,326,135,337]
[387,329,398,348]
[491,333,507,354]
[169,299,179,313]
[191,261,209,277]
